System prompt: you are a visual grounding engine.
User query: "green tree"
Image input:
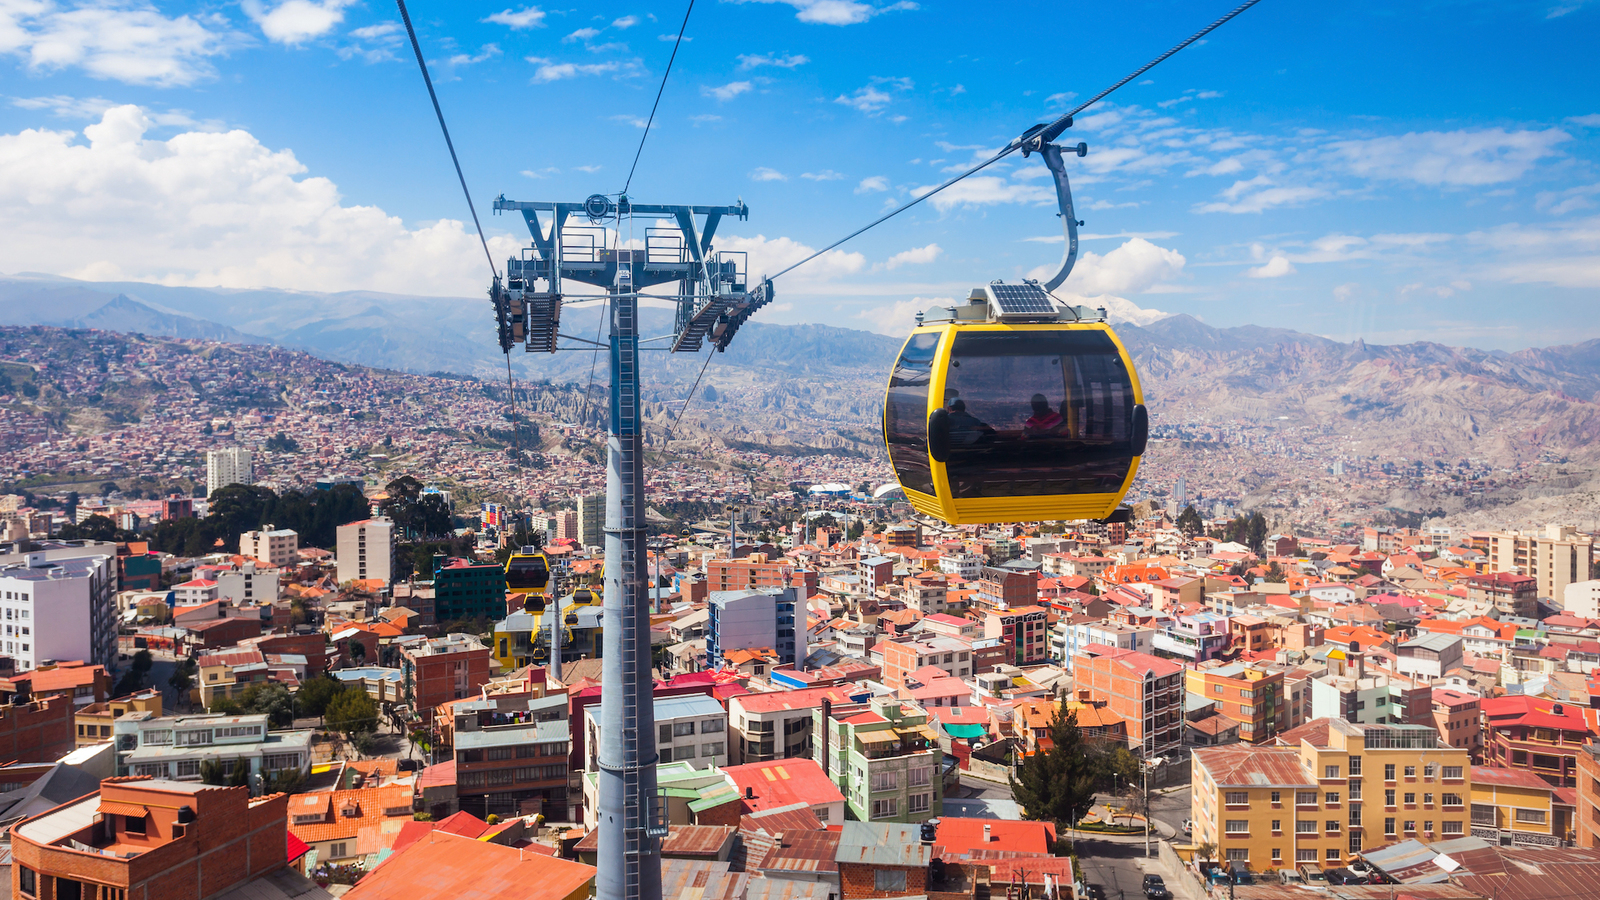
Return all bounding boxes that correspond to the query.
[295,676,344,720]
[1009,704,1104,825]
[324,687,378,736]
[1263,561,1288,584]
[1245,511,1268,554]
[59,514,135,542]
[1176,505,1204,538]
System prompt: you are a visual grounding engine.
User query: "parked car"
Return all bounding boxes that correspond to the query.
[1278,869,1305,886]
[1142,874,1170,899]
[1228,863,1255,885]
[1181,818,1193,836]
[1325,868,1369,885]
[1081,884,1107,900]
[1299,864,1329,885]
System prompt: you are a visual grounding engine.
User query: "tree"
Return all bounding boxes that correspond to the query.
[295,676,344,721]
[1009,704,1104,825]
[1263,561,1288,584]
[1176,505,1204,538]
[324,687,378,736]
[58,514,134,543]
[1245,512,1268,554]
[168,658,196,700]
[264,431,299,452]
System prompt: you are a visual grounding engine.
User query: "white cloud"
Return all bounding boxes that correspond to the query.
[575,164,602,173]
[750,167,787,182]
[1246,255,1296,278]
[1473,216,1600,288]
[520,167,558,178]
[858,296,945,334]
[702,80,752,101]
[1195,177,1327,214]
[1536,183,1600,215]
[610,114,647,128]
[855,175,889,194]
[1547,0,1592,17]
[1045,91,1075,107]
[883,243,940,269]
[12,94,118,119]
[1055,238,1186,297]
[912,175,1051,212]
[1326,127,1570,186]
[0,105,525,296]
[715,233,866,283]
[527,56,625,82]
[350,22,400,40]
[726,0,918,26]
[690,114,721,124]
[658,33,693,41]
[1567,114,1600,127]
[949,84,965,95]
[801,170,844,181]
[243,0,354,45]
[563,27,600,43]
[612,15,639,28]
[1,1,233,86]
[835,86,892,113]
[483,7,547,29]
[447,45,500,67]
[737,52,808,69]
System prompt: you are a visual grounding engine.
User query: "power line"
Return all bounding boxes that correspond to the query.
[667,349,716,441]
[769,0,1266,283]
[624,0,695,195]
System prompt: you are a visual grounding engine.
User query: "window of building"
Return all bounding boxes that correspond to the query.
[702,718,724,733]
[330,843,348,858]
[1385,789,1396,806]
[1325,792,1340,804]
[1424,763,1437,778]
[1270,791,1281,803]
[870,771,900,793]
[1325,821,1340,833]
[909,793,930,814]
[1224,848,1248,862]
[1271,847,1283,862]
[1443,766,1463,779]
[1405,793,1415,805]
[1295,820,1316,833]
[909,767,932,787]
[1385,764,1396,781]
[1225,792,1249,806]
[125,813,147,834]
[54,879,82,900]
[1324,764,1340,779]
[1404,766,1416,777]
[18,867,34,898]
[673,722,696,737]
[1325,848,1342,862]
[1442,793,1462,807]
[1514,808,1547,824]
[1385,817,1396,835]
[702,742,724,757]
[1271,819,1281,832]
[1441,820,1463,835]
[871,798,899,820]
[1296,791,1317,806]
[1296,850,1317,864]
[875,870,908,892]
[1423,793,1434,805]
[1404,821,1416,833]
[1348,756,1362,775]
[1225,820,1249,834]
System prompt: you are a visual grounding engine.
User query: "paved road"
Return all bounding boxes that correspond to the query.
[954,773,1013,800]
[1075,839,1158,900]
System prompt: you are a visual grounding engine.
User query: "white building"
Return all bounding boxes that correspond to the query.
[113,711,311,782]
[938,553,984,580]
[239,526,297,568]
[214,562,280,605]
[584,693,727,772]
[1050,618,1156,667]
[1563,579,1600,619]
[0,543,117,671]
[205,447,253,497]
[337,517,395,585]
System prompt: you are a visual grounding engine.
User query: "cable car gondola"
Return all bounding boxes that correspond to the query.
[880,124,1149,526]
[505,546,551,604]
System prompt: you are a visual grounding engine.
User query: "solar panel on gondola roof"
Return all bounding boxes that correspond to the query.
[988,282,1056,315]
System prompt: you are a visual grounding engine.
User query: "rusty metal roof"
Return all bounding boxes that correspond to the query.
[752,829,841,875]
[1193,745,1316,788]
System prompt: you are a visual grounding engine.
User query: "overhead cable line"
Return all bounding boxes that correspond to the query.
[767,0,1265,283]
[624,0,696,196]
[395,0,524,460]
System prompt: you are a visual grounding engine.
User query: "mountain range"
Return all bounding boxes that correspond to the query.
[5,272,1600,477]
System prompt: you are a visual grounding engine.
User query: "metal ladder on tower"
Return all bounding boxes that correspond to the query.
[615,290,646,900]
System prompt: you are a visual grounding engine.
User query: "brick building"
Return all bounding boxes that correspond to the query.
[983,606,1050,666]
[398,634,492,721]
[1075,644,1183,757]
[1186,662,1287,745]
[835,822,930,900]
[451,692,572,820]
[430,556,507,623]
[11,777,306,900]
[1431,688,1483,758]
[0,695,75,761]
[1578,743,1600,849]
[705,554,818,595]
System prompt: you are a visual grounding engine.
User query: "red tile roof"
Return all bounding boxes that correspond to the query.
[722,759,844,813]
[350,831,596,900]
[934,818,1055,857]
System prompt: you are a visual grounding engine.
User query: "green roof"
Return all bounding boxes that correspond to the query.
[943,723,987,739]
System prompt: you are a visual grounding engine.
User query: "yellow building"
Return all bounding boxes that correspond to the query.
[1469,764,1571,847]
[1193,717,1471,874]
[74,689,162,746]
[1487,524,1594,602]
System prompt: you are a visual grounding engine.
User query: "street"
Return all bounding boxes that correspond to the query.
[1074,839,1158,900]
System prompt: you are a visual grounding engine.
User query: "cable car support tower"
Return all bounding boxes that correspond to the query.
[489,192,769,900]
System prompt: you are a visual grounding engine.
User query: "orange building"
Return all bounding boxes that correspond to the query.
[1186,662,1286,744]
[1074,644,1183,757]
[705,553,817,594]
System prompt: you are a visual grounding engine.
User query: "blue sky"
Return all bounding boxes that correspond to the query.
[0,0,1597,350]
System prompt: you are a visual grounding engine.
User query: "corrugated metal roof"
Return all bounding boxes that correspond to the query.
[835,821,930,867]
[1193,745,1315,788]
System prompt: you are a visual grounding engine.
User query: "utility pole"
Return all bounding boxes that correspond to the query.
[489,192,757,900]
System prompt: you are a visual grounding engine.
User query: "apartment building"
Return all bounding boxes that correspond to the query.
[706,587,805,668]
[1481,695,1589,788]
[1310,649,1431,727]
[1466,572,1540,618]
[0,544,118,672]
[576,493,603,547]
[813,696,942,823]
[1487,524,1594,602]
[1395,632,1465,683]
[1194,718,1471,873]
[112,712,312,782]
[431,555,507,622]
[210,560,279,606]
[11,779,298,900]
[1577,743,1600,849]
[704,553,817,595]
[1470,764,1569,849]
[894,571,948,616]
[238,526,298,568]
[585,693,727,771]
[1187,662,1287,745]
[972,565,1040,616]
[727,685,862,764]
[984,606,1050,666]
[938,553,984,580]
[1050,617,1155,668]
[1431,688,1483,758]
[880,637,974,690]
[453,692,572,820]
[205,446,252,496]
[75,689,160,747]
[336,516,395,585]
[398,634,493,720]
[1074,645,1183,757]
